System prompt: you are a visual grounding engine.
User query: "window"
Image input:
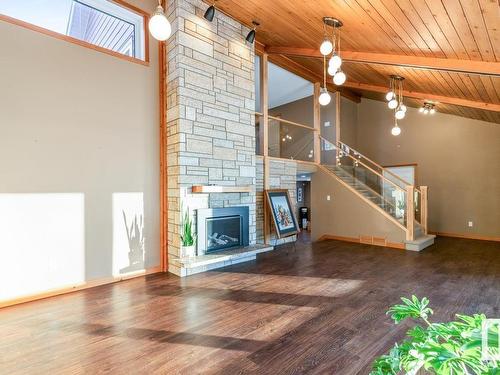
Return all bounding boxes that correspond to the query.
[0,0,147,62]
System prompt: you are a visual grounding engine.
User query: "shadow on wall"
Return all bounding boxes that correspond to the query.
[120,210,144,274]
[0,191,152,303]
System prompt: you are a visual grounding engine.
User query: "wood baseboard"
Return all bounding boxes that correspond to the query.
[430,231,500,242]
[318,234,405,249]
[0,267,162,309]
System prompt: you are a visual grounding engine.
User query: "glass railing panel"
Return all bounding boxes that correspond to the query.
[268,118,315,161]
[320,137,408,226]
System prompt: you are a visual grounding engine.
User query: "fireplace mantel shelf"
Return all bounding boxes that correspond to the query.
[192,185,253,193]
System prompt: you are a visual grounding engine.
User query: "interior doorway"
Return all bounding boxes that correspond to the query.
[296,174,311,233]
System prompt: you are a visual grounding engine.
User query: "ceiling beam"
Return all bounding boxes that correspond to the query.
[343,81,500,112]
[265,47,500,77]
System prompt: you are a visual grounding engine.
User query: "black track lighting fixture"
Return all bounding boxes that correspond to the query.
[246,21,259,43]
[204,3,215,22]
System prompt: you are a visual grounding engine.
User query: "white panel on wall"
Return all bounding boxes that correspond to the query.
[0,193,85,301]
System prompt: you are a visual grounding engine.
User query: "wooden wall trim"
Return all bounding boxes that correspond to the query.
[318,234,405,250]
[0,0,150,67]
[0,267,162,309]
[430,231,500,242]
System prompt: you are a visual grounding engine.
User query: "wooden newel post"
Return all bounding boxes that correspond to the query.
[406,185,415,241]
[420,186,428,235]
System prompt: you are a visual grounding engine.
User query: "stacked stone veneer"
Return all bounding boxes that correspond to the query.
[165,0,256,273]
[256,157,298,245]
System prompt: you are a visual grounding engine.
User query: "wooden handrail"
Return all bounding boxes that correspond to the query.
[337,140,417,191]
[268,115,317,132]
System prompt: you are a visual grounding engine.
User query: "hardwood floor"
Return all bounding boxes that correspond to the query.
[1,236,499,374]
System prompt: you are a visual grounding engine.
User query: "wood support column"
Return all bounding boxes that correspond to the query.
[335,91,341,165]
[313,82,321,165]
[260,53,271,244]
[420,186,428,235]
[159,31,168,272]
[406,185,415,241]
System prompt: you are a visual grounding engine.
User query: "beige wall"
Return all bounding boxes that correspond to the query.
[356,99,500,238]
[311,169,406,243]
[0,0,160,301]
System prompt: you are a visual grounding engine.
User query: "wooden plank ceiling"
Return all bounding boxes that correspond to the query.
[207,0,500,123]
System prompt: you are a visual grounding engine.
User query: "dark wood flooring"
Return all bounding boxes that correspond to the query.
[1,236,499,374]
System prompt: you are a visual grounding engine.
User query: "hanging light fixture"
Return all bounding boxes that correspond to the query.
[149,0,172,41]
[319,55,331,106]
[387,76,405,119]
[420,102,436,114]
[321,17,347,86]
[204,2,216,22]
[246,21,259,43]
[319,17,347,86]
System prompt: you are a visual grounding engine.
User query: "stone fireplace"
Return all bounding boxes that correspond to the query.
[197,206,249,255]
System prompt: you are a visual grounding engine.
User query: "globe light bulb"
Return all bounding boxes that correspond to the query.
[149,5,171,41]
[423,109,429,114]
[400,104,407,112]
[388,99,398,109]
[329,54,342,70]
[391,125,401,136]
[333,70,346,85]
[419,107,425,113]
[318,88,331,106]
[320,39,333,55]
[327,65,337,76]
[386,91,395,101]
[395,109,406,120]
[430,108,436,114]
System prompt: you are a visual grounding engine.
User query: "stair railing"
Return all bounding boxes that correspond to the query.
[319,135,417,240]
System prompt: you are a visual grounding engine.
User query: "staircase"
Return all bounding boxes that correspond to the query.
[320,138,435,251]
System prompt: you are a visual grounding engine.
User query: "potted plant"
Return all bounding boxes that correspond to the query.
[371,296,499,375]
[180,208,197,257]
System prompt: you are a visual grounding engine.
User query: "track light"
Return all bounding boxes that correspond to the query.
[420,102,436,115]
[149,1,171,41]
[246,21,259,43]
[204,4,215,22]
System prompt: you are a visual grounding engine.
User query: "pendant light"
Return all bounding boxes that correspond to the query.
[321,17,347,86]
[319,55,331,106]
[149,0,171,41]
[387,76,405,118]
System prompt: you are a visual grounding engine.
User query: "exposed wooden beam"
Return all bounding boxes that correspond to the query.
[344,81,500,112]
[265,47,500,77]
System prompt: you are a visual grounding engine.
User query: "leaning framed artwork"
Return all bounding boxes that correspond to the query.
[265,189,299,238]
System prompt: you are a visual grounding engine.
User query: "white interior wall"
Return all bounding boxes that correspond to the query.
[0,0,160,301]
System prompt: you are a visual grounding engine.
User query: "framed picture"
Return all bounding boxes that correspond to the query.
[265,189,299,238]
